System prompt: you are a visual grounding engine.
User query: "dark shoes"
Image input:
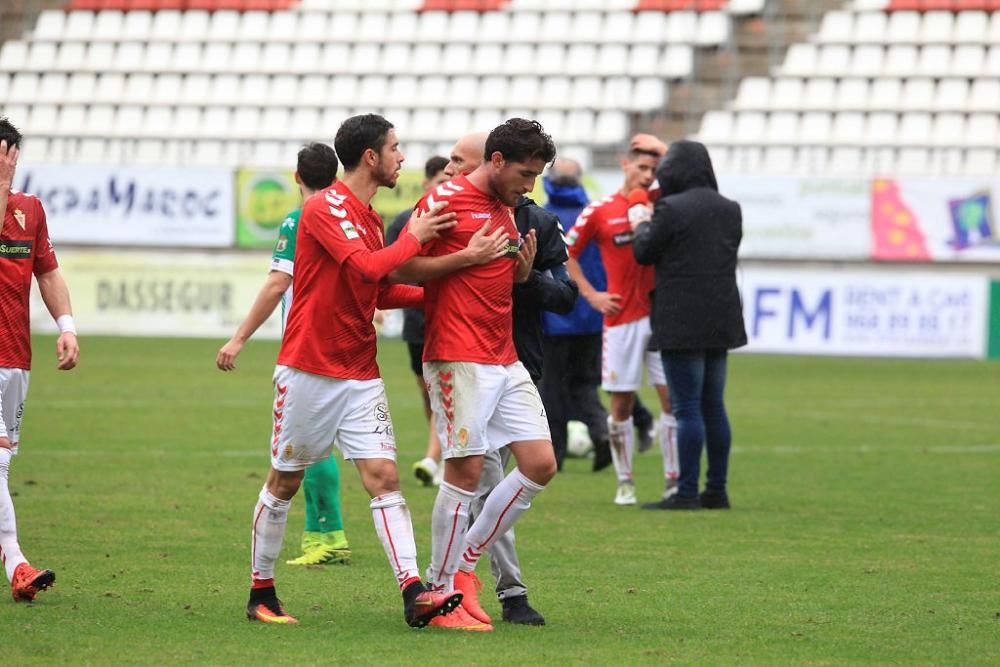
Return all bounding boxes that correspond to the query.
[699,491,731,509]
[641,495,702,510]
[591,439,612,472]
[501,595,546,626]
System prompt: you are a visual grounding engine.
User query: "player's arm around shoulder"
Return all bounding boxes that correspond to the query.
[35,267,79,371]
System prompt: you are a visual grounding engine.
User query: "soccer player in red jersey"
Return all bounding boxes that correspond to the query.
[0,117,80,602]
[245,114,462,627]
[565,134,678,507]
[404,119,558,632]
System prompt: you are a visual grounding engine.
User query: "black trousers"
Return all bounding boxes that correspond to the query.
[540,334,608,465]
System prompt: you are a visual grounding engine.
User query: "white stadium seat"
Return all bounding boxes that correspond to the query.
[886,11,920,44]
[836,78,869,111]
[900,78,934,111]
[934,79,969,112]
[854,12,887,44]
[766,112,799,145]
[94,11,125,41]
[64,11,95,40]
[33,11,65,40]
[817,11,853,43]
[799,112,832,145]
[771,78,803,110]
[802,78,836,110]
[920,11,954,44]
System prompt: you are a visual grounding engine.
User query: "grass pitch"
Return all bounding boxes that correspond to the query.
[4,335,998,665]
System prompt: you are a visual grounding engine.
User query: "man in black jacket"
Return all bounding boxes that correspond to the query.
[439,131,577,624]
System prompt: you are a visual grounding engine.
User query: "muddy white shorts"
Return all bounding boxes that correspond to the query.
[269,365,397,472]
[423,360,550,460]
[601,316,666,392]
[0,368,28,454]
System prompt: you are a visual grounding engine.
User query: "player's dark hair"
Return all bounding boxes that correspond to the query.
[334,114,394,172]
[485,118,556,166]
[0,117,23,149]
[297,142,338,191]
[424,155,448,180]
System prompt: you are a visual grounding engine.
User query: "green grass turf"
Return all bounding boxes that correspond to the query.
[4,335,998,665]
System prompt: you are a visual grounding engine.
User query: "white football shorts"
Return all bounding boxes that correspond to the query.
[269,365,397,472]
[601,316,666,392]
[0,367,29,454]
[423,360,551,460]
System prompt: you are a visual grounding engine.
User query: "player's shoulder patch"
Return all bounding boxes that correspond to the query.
[340,220,360,240]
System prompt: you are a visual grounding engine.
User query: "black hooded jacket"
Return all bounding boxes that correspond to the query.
[513,196,578,382]
[632,141,747,351]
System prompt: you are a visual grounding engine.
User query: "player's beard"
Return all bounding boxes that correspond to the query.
[376,160,400,188]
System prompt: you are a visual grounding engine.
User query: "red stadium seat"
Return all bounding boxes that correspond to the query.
[419,0,507,10]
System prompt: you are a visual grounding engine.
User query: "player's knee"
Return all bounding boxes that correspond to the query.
[359,460,400,497]
[266,469,303,500]
[443,460,480,492]
[523,453,557,486]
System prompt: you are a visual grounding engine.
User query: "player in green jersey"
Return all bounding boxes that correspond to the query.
[217,143,350,565]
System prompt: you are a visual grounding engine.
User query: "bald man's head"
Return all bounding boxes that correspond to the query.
[547,158,583,186]
[444,132,488,177]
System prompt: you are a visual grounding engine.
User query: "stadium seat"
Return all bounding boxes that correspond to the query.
[602,12,634,43]
[782,44,817,76]
[802,78,836,110]
[966,113,999,146]
[969,79,1000,111]
[603,76,633,108]
[886,11,920,43]
[831,112,865,145]
[64,73,95,103]
[865,112,898,146]
[816,11,853,43]
[179,73,210,105]
[771,78,803,110]
[571,12,602,43]
[854,11,888,43]
[901,78,934,111]
[733,77,769,110]
[952,45,985,77]
[765,111,799,145]
[868,78,900,111]
[95,73,126,103]
[478,75,508,108]
[698,110,733,143]
[563,44,595,76]
[836,78,869,111]
[666,12,698,44]
[934,78,969,111]
[593,110,627,145]
[570,77,602,110]
[209,74,240,105]
[179,11,211,41]
[799,112,832,145]
[696,12,730,46]
[632,77,667,111]
[32,11,65,41]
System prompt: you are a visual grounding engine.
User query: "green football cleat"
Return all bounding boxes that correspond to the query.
[300,531,322,554]
[286,531,351,566]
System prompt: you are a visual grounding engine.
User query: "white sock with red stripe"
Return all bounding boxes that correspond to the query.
[250,486,290,586]
[0,448,27,583]
[370,491,421,591]
[608,416,635,483]
[660,413,679,481]
[426,481,476,590]
[457,468,544,574]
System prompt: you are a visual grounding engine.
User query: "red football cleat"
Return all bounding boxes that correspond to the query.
[11,563,56,602]
[454,570,492,624]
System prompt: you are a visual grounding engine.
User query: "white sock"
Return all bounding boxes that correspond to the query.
[0,448,26,583]
[250,486,290,585]
[608,416,634,483]
[660,413,679,481]
[419,456,439,476]
[426,481,475,590]
[458,469,545,573]
[370,491,421,591]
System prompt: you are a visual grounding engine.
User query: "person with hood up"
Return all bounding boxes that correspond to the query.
[631,140,747,511]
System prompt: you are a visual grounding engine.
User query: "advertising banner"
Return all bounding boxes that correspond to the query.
[29,249,282,340]
[741,267,989,358]
[235,169,301,249]
[717,176,871,260]
[871,177,1000,263]
[14,163,234,247]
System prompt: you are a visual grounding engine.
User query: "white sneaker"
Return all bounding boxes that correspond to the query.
[614,481,637,506]
[662,478,678,501]
[413,457,439,487]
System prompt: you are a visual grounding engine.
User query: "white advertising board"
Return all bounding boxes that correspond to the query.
[29,249,281,340]
[741,268,989,358]
[718,176,871,260]
[14,164,234,248]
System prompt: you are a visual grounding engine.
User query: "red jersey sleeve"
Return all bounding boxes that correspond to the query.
[566,203,600,260]
[32,200,58,276]
[305,196,421,283]
[377,283,423,310]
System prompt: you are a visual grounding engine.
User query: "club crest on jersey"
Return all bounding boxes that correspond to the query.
[340,221,360,240]
[13,209,25,230]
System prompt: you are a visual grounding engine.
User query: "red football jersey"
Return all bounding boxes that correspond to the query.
[277,181,422,380]
[0,191,58,370]
[566,192,654,327]
[416,174,520,365]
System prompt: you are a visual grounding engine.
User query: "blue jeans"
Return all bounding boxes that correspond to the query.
[660,350,732,499]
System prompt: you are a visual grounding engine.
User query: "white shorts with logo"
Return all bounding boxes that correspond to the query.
[423,360,551,460]
[602,316,666,392]
[0,368,29,454]
[269,365,397,472]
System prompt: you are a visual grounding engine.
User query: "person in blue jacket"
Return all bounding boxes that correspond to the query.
[539,159,654,471]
